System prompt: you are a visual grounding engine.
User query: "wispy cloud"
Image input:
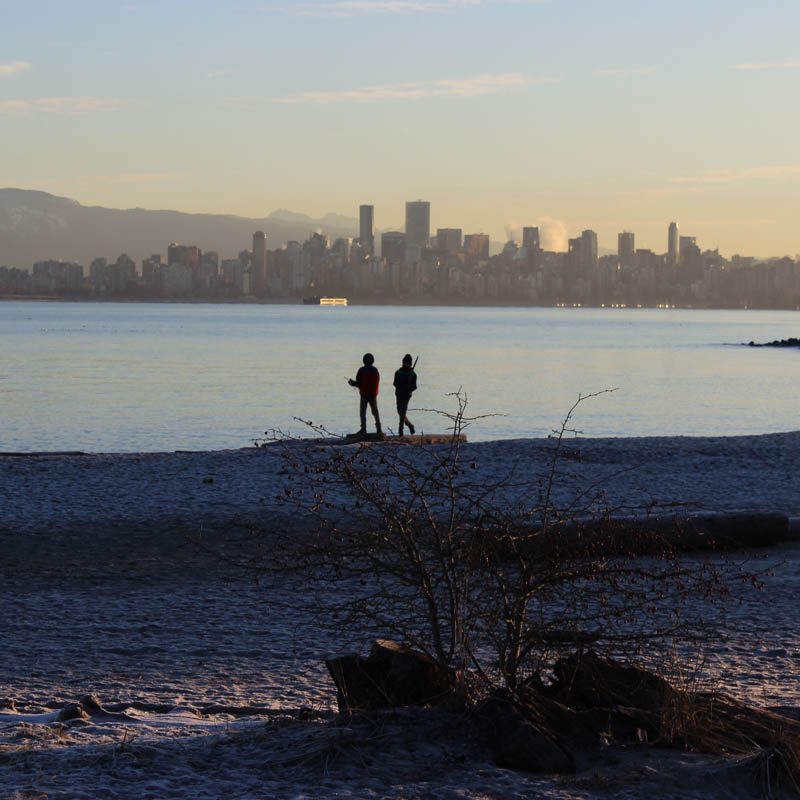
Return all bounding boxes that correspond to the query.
[670,166,800,184]
[730,57,800,71]
[0,61,31,78]
[208,67,234,78]
[0,96,126,114]
[593,66,654,78]
[268,0,547,16]
[273,73,552,103]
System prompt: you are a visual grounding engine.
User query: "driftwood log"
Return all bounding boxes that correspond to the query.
[326,642,800,786]
[326,639,452,712]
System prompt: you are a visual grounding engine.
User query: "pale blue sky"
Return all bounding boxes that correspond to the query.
[2,0,798,256]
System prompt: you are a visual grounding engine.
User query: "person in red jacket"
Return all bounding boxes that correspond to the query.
[348,352,382,436]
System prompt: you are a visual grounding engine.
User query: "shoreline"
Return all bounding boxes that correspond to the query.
[2,432,799,534]
[2,425,800,455]
[4,294,800,310]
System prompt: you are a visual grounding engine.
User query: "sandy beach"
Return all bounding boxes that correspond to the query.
[2,432,800,798]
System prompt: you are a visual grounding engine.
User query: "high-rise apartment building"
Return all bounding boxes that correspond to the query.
[381,231,406,264]
[168,243,201,267]
[668,222,680,265]
[436,228,462,253]
[581,230,598,271]
[618,231,635,266]
[464,233,490,260]
[252,230,267,292]
[522,226,540,251]
[359,204,374,256]
[405,201,431,264]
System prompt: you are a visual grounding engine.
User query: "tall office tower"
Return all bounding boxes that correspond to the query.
[464,233,490,260]
[252,230,268,291]
[522,226,540,251]
[359,204,374,256]
[581,229,598,272]
[381,231,406,264]
[436,228,462,253]
[618,231,635,266]
[668,222,679,265]
[405,200,431,250]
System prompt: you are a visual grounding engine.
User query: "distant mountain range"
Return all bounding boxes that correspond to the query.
[1,188,612,267]
[0,189,364,268]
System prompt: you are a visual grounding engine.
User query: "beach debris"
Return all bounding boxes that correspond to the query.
[56,694,137,724]
[473,691,575,774]
[548,650,678,711]
[547,512,791,554]
[324,644,800,786]
[326,639,452,712]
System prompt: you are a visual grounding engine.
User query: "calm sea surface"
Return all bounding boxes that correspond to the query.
[1,301,798,452]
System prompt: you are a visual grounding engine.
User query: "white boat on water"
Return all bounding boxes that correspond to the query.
[303,296,348,306]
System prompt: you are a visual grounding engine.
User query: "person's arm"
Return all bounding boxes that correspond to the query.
[349,367,363,388]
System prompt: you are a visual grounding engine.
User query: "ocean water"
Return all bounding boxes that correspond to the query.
[1,301,798,452]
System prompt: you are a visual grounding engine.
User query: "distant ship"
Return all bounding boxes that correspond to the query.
[302,296,348,306]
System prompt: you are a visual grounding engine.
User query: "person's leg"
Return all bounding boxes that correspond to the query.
[368,396,381,432]
[397,395,410,435]
[359,395,367,432]
[398,394,414,434]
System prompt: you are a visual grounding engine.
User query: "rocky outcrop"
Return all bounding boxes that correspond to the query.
[748,337,800,347]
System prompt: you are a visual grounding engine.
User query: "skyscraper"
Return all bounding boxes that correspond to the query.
[581,230,598,272]
[618,231,635,267]
[405,200,430,263]
[522,226,540,251]
[668,222,679,265]
[252,230,267,292]
[436,228,462,253]
[464,233,490,260]
[381,231,406,264]
[359,204,374,256]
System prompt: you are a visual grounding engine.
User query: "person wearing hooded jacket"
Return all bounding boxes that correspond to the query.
[349,352,382,435]
[393,354,417,436]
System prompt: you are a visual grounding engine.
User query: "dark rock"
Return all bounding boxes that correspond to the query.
[58,702,89,722]
[474,691,574,774]
[326,639,452,712]
[550,650,677,713]
[748,337,800,348]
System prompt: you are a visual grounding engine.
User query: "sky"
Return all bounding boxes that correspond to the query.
[1,0,799,258]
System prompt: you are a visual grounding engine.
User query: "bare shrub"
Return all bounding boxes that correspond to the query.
[249,390,759,698]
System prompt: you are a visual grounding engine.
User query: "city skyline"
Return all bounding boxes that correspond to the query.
[0,186,762,262]
[6,202,798,310]
[1,1,799,257]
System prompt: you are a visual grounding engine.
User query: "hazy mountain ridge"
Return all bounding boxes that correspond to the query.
[0,189,360,268]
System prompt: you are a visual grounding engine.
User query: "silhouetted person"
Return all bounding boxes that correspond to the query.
[393,354,417,436]
[349,353,382,436]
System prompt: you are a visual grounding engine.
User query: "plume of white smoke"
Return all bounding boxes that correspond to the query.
[504,220,522,243]
[537,216,568,252]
